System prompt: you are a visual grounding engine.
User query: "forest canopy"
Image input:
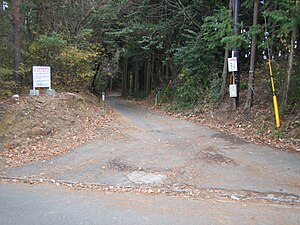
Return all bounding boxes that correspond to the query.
[1,0,299,116]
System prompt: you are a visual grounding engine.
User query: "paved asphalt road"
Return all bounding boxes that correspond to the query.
[1,96,300,224]
[1,182,300,225]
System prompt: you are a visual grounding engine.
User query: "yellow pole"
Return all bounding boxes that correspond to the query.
[268,59,281,128]
[263,1,280,128]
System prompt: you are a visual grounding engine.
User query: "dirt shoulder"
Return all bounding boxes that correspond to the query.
[0,92,119,168]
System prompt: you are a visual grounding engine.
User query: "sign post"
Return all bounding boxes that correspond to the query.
[30,66,55,96]
[228,57,238,72]
[228,56,238,98]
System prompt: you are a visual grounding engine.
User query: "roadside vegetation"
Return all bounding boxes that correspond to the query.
[0,0,299,158]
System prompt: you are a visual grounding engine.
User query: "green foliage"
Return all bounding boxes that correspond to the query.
[0,4,17,96]
[25,33,66,65]
[94,73,107,94]
[256,121,284,139]
[262,0,300,52]
[270,128,285,139]
[0,67,15,96]
[201,7,233,49]
[171,23,223,108]
[0,67,12,77]
[22,33,98,90]
[207,79,222,102]
[59,45,97,88]
[0,0,298,119]
[287,57,300,110]
[240,81,248,90]
[257,121,269,135]
[271,61,286,98]
[221,35,248,50]
[175,73,201,108]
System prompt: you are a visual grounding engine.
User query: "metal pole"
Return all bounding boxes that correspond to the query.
[262,0,281,128]
[233,0,240,108]
[267,58,280,127]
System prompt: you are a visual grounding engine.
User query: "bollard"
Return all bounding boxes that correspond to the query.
[102,91,105,112]
[157,90,161,107]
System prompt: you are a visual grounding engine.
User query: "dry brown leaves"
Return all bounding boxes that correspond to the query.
[0,92,119,168]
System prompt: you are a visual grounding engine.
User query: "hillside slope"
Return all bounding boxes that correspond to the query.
[0,92,119,168]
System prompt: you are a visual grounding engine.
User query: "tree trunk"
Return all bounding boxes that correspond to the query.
[91,62,101,93]
[129,71,133,93]
[134,67,139,95]
[244,0,259,112]
[145,56,151,95]
[165,59,170,81]
[220,0,233,102]
[220,48,229,102]
[166,53,178,79]
[122,56,128,96]
[280,25,297,114]
[12,0,21,84]
[151,53,155,91]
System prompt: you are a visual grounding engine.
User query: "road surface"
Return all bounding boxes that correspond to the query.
[0,182,299,225]
[1,96,300,224]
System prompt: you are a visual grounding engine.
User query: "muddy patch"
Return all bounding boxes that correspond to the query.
[202,151,237,166]
[212,133,248,145]
[106,158,137,172]
[191,147,237,166]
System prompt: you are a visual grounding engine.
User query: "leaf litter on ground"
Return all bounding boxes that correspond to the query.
[0,92,121,168]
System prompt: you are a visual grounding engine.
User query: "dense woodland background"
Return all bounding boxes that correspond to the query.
[1,0,299,118]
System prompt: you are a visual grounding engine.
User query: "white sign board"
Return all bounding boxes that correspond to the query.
[229,84,237,97]
[228,57,238,72]
[33,66,51,89]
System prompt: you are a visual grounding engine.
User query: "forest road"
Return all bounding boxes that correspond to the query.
[1,96,300,224]
[2,96,300,196]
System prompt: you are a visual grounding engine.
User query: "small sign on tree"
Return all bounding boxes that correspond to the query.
[228,57,238,72]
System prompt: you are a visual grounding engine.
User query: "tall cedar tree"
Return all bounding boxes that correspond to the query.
[244,0,259,111]
[12,0,21,83]
[280,2,299,114]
